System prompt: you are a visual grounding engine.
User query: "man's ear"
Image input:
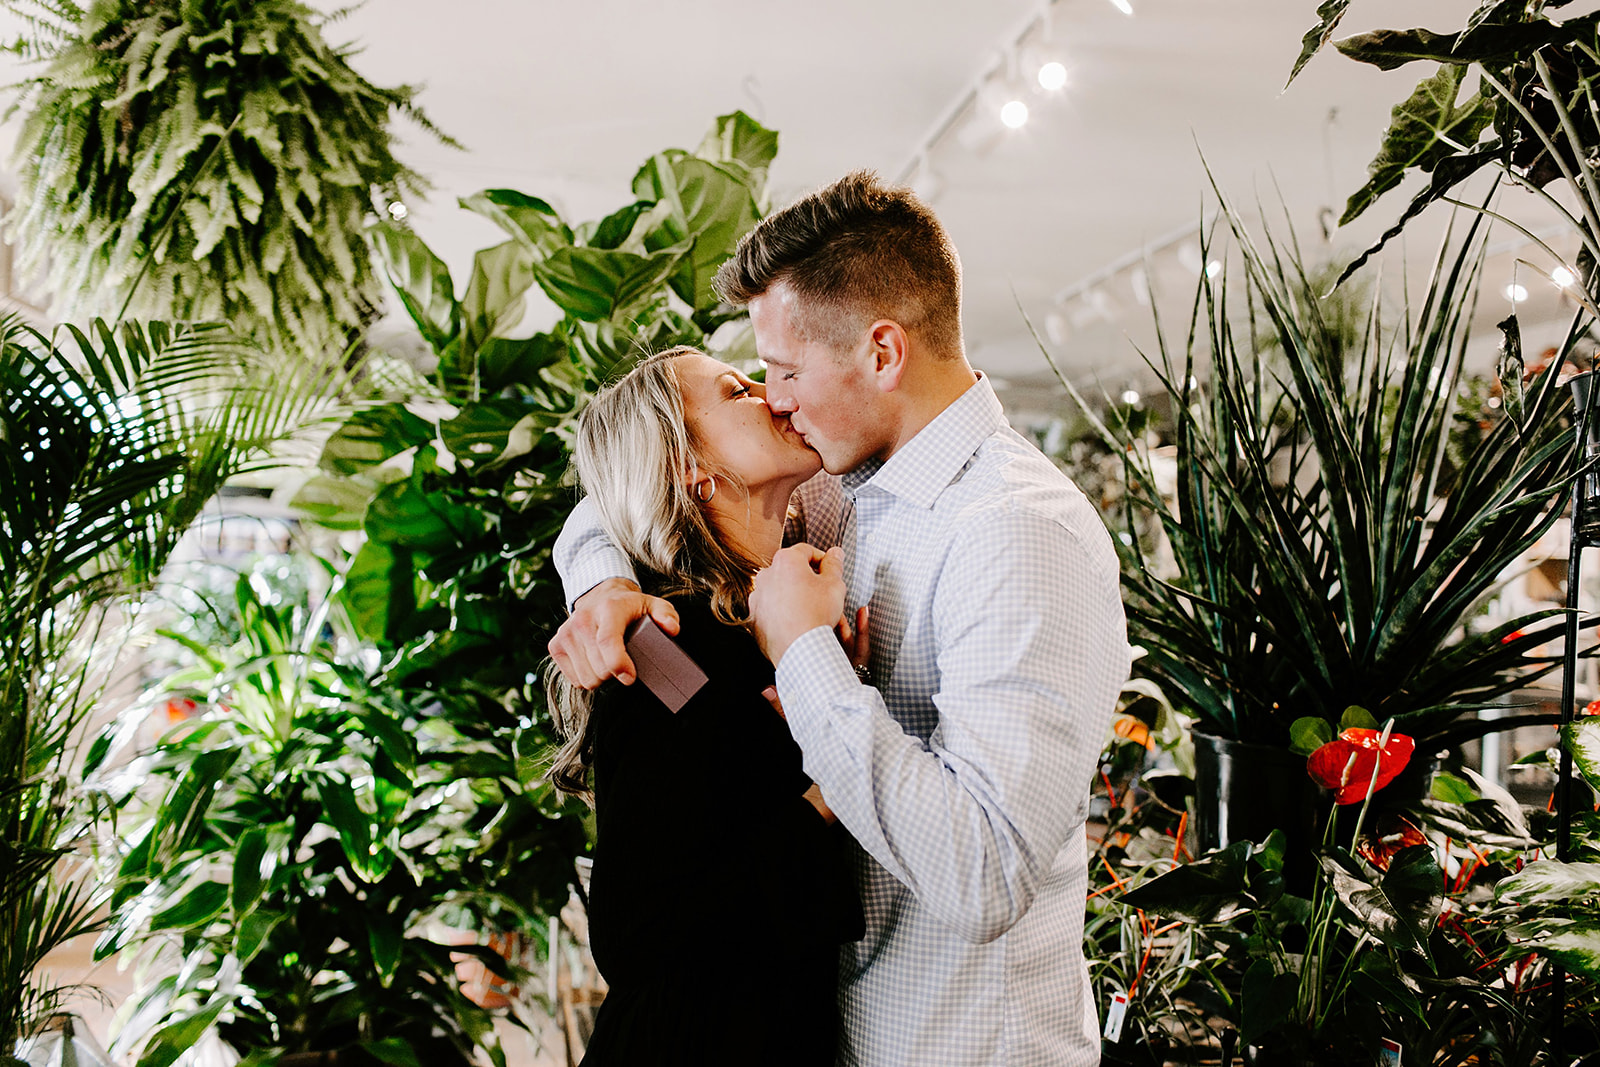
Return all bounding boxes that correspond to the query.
[867,319,910,392]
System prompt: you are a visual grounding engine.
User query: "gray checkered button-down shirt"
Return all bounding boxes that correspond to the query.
[556,376,1129,1066]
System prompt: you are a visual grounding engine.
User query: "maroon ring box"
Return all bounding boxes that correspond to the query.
[623,617,708,713]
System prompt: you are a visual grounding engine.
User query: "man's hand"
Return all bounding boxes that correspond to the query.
[548,578,680,689]
[749,543,846,666]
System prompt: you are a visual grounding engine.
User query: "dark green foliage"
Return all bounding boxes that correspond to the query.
[0,316,351,1052]
[1,0,452,356]
[98,572,548,1067]
[1060,199,1580,749]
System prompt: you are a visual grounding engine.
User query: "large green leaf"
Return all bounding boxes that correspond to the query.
[1496,860,1600,905]
[1335,14,1600,71]
[1340,64,1495,225]
[439,399,560,470]
[318,775,392,884]
[458,241,538,368]
[1319,845,1442,959]
[363,473,489,555]
[1240,958,1300,1044]
[147,880,228,933]
[1119,839,1256,923]
[533,243,688,322]
[1505,918,1600,980]
[477,333,569,393]
[460,189,571,259]
[372,222,460,352]
[146,747,242,870]
[134,996,233,1067]
[290,472,378,531]
[696,110,780,176]
[368,916,404,988]
[342,539,417,645]
[317,403,434,476]
[633,154,760,310]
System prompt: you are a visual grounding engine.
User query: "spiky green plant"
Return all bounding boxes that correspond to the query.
[1049,199,1582,750]
[1,0,451,357]
[0,318,354,1055]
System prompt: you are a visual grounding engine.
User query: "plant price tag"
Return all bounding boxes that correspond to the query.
[1103,991,1129,1043]
[1379,1038,1402,1066]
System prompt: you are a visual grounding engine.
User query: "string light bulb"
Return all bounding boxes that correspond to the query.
[1037,61,1068,91]
[1000,99,1030,128]
[1505,283,1529,303]
[1553,265,1577,288]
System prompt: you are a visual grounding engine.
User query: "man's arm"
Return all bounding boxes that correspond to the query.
[764,511,1128,944]
[549,497,677,688]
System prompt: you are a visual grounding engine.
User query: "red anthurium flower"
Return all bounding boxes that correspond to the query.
[1584,699,1600,717]
[1356,814,1428,871]
[1307,727,1416,805]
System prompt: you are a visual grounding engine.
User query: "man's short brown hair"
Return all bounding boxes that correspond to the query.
[713,170,963,357]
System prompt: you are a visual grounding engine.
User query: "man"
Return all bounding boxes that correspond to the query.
[550,171,1129,1066]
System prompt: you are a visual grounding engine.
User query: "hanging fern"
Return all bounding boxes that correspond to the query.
[2,0,454,356]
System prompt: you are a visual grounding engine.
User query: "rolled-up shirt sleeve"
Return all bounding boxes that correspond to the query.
[774,509,1124,944]
[554,496,637,610]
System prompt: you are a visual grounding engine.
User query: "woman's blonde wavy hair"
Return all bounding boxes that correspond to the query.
[545,346,767,802]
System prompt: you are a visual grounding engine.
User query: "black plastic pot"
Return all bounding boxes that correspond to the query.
[1192,729,1322,890]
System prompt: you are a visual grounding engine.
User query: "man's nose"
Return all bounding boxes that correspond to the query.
[765,383,798,414]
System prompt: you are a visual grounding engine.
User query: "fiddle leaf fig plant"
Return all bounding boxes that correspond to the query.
[284,113,777,945]
[1,0,453,356]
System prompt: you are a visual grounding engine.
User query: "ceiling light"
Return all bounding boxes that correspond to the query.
[1121,389,1141,405]
[1108,0,1134,14]
[1553,265,1577,288]
[1505,283,1528,303]
[1037,61,1068,92]
[1000,100,1029,129]
[387,201,409,221]
[1205,260,1223,279]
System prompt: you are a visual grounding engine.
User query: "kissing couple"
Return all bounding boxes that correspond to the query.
[546,170,1130,1067]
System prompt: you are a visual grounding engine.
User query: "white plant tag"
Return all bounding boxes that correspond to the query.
[1103,991,1129,1042]
[1379,1038,1402,1066]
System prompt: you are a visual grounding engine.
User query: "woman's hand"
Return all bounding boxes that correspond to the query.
[835,605,870,679]
[802,782,836,824]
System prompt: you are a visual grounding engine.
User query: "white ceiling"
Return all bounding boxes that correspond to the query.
[3,0,1591,416]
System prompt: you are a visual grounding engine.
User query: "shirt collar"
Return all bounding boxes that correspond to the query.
[841,373,1004,510]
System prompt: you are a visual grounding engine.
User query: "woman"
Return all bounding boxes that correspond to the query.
[547,346,863,1066]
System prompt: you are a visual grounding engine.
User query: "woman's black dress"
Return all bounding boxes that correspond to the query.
[579,597,862,1067]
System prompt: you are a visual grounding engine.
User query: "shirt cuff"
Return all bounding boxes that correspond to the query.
[774,625,862,726]
[562,552,635,611]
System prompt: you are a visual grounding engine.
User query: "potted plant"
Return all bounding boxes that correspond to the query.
[1,0,453,357]
[0,318,347,1061]
[94,568,559,1066]
[1051,200,1582,869]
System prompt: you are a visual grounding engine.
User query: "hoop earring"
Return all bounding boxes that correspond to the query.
[695,476,717,503]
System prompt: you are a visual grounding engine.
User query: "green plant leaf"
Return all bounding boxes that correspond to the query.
[633,154,761,310]
[1335,15,1600,71]
[342,539,417,645]
[1340,64,1495,225]
[1119,840,1256,923]
[235,908,281,965]
[372,221,460,352]
[1563,717,1600,792]
[696,110,780,175]
[232,826,268,917]
[368,917,404,988]
[1319,845,1442,958]
[1510,920,1600,980]
[1496,860,1600,905]
[147,746,242,869]
[1290,716,1335,755]
[318,403,434,476]
[460,189,571,259]
[361,1037,423,1067]
[318,775,389,883]
[134,996,233,1067]
[1240,958,1299,1044]
[439,400,560,471]
[1287,0,1350,89]
[458,241,538,369]
[1340,706,1379,731]
[290,472,377,531]
[364,474,488,555]
[147,880,228,933]
[1431,771,1479,804]
[533,244,688,323]
[476,333,569,393]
